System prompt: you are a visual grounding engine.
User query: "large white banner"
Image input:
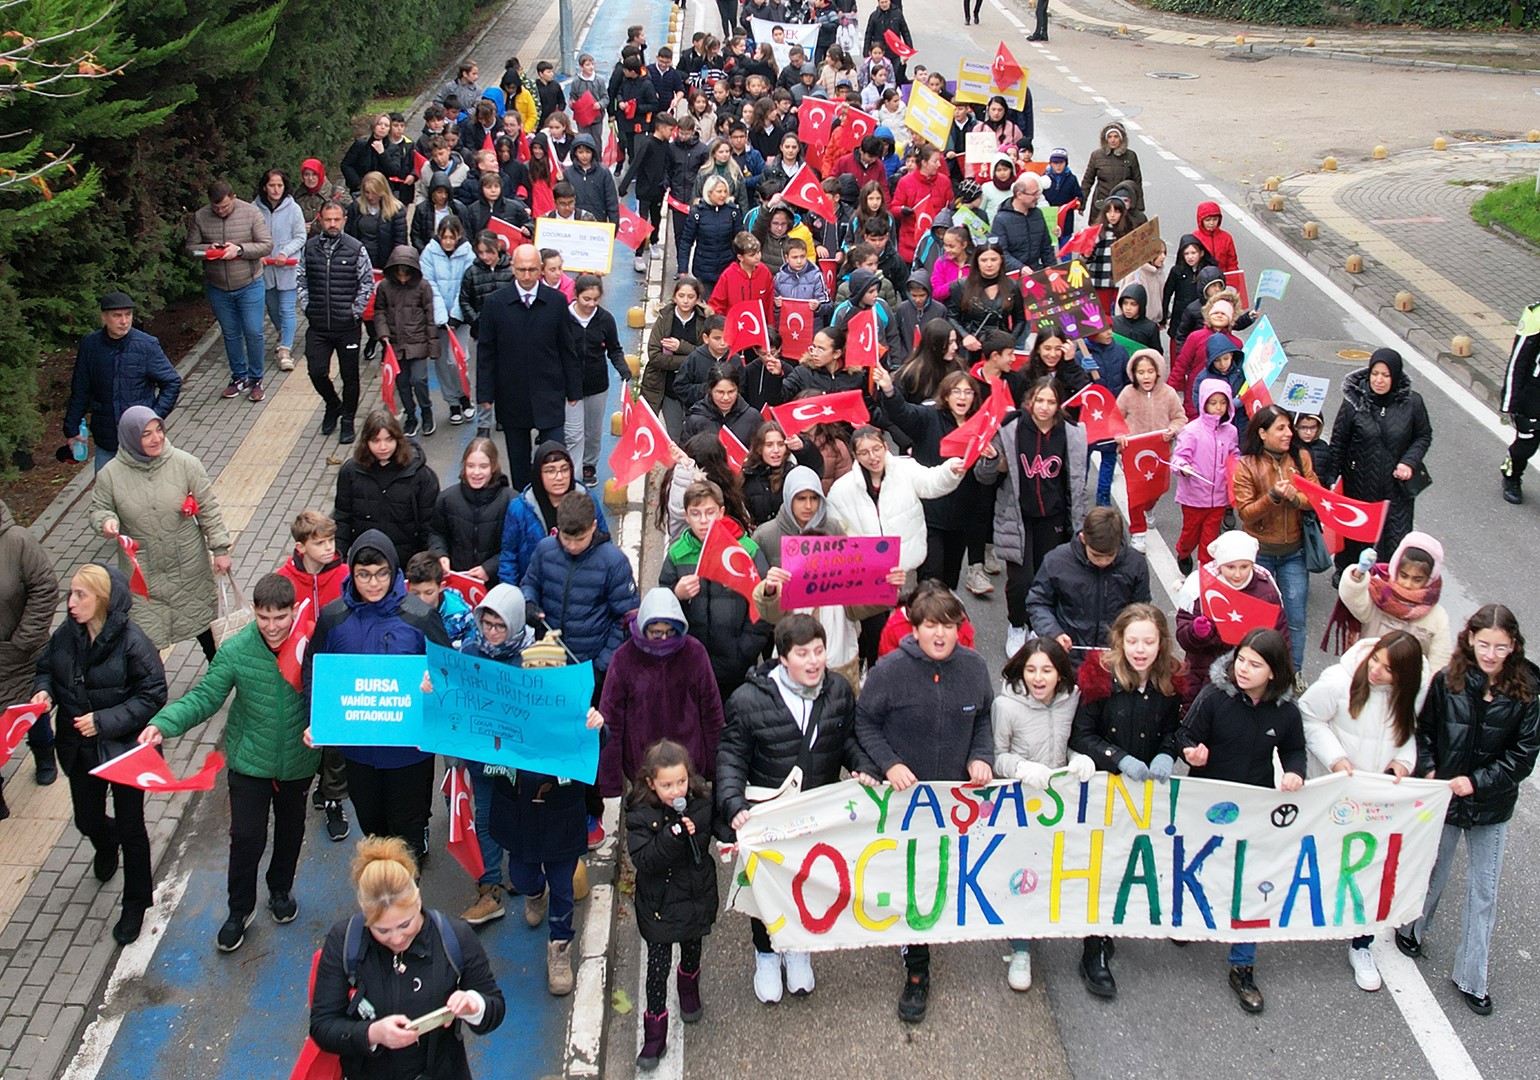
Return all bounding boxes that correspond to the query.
[749,18,822,70]
[729,772,1450,951]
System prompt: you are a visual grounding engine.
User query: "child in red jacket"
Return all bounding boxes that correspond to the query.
[709,232,774,316]
[1193,201,1240,285]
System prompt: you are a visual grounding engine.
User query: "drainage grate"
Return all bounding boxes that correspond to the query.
[1146,71,1199,79]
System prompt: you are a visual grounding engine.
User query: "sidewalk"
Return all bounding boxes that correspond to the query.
[1245,142,1540,402]
[1040,0,1540,72]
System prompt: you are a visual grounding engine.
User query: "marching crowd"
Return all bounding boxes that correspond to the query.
[1,2,1537,1077]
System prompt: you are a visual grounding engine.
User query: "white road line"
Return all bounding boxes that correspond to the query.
[1067,76,1083,83]
[1122,120,1142,131]
[1105,107,1125,118]
[1044,54,1060,60]
[1177,166,1202,179]
[1374,939,1486,1080]
[1158,150,1180,161]
[1003,12,1025,27]
[1092,96,1109,103]
[1057,64,1072,72]
[1081,86,1098,94]
[1139,135,1161,148]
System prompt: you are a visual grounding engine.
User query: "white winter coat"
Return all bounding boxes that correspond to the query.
[1298,637,1428,778]
[993,681,1086,776]
[825,454,962,571]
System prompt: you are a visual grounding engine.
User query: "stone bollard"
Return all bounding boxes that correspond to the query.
[1118,24,1128,34]
[1268,194,1285,211]
[1395,292,1415,312]
[1235,34,1246,45]
[1529,130,1540,143]
[611,411,624,436]
[1303,222,1319,239]
[1345,255,1364,274]
[1304,36,1316,47]
[625,353,641,378]
[1262,176,1280,192]
[1373,145,1388,159]
[1433,137,1448,151]
[627,306,646,328]
[1451,335,1472,357]
[603,479,629,508]
[1322,157,1338,171]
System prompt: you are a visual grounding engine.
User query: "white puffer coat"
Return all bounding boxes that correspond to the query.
[1298,637,1429,778]
[825,453,961,571]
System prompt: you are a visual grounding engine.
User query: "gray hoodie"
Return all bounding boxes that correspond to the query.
[636,586,688,636]
[751,465,844,568]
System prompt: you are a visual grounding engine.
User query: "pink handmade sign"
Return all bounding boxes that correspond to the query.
[780,535,901,608]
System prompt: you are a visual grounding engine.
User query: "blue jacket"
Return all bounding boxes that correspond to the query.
[1085,338,1131,399]
[988,204,1057,273]
[65,328,182,451]
[521,532,638,671]
[498,484,611,589]
[678,201,742,286]
[420,236,475,324]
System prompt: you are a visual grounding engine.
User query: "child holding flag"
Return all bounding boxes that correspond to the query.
[1114,349,1186,547]
[140,573,319,954]
[1169,378,1240,576]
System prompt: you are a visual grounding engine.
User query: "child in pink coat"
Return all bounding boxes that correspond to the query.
[1114,349,1186,545]
[1169,377,1239,574]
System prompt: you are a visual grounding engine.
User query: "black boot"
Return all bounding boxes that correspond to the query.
[339,418,356,445]
[897,972,929,1023]
[1229,965,1264,1013]
[1177,554,1194,576]
[1080,936,1117,998]
[321,403,340,437]
[1502,463,1523,504]
[33,742,57,786]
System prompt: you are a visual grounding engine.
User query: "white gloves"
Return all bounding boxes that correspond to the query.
[1014,761,1053,791]
[1065,753,1096,783]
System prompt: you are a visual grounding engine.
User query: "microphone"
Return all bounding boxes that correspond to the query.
[673,796,702,864]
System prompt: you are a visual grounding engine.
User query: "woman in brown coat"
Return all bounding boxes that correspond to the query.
[1079,122,1143,225]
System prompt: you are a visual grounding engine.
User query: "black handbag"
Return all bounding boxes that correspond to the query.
[1301,511,1333,574]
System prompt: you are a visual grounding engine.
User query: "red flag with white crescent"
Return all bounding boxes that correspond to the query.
[602,127,619,168]
[718,425,749,471]
[361,268,384,321]
[696,516,761,603]
[441,766,485,880]
[938,379,1011,469]
[818,258,839,295]
[725,300,771,353]
[448,328,472,398]
[413,149,429,178]
[781,164,835,223]
[841,106,879,145]
[443,571,489,607]
[1120,430,1172,506]
[1062,383,1130,443]
[616,203,654,248]
[381,342,401,412]
[1200,567,1282,646]
[777,303,816,358]
[487,215,525,251]
[90,744,226,792]
[1291,474,1389,543]
[770,390,869,436]
[845,308,882,369]
[1238,375,1273,420]
[883,29,916,59]
[117,534,150,597]
[993,42,1025,90]
[608,386,674,487]
[797,97,837,148]
[276,598,315,692]
[0,704,42,767]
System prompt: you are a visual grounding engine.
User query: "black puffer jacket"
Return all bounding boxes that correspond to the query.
[33,566,167,775]
[344,202,407,277]
[678,201,743,286]
[1178,656,1308,788]
[717,662,871,825]
[429,474,512,583]
[665,134,711,202]
[1069,653,1186,769]
[682,395,763,448]
[1416,662,1540,828]
[1330,364,1433,503]
[334,442,441,566]
[626,795,719,943]
[298,231,371,333]
[458,250,512,337]
[1025,537,1151,650]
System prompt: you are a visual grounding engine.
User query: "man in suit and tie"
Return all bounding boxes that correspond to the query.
[477,243,582,488]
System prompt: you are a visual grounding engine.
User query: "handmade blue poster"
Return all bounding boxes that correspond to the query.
[309,654,426,747]
[422,642,599,781]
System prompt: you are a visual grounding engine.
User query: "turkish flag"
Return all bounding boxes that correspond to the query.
[487,215,525,251]
[993,43,1025,91]
[725,300,771,353]
[1120,430,1172,506]
[276,598,315,692]
[440,766,485,881]
[818,258,839,295]
[1224,269,1250,309]
[1320,477,1346,556]
[602,127,619,168]
[939,379,1011,469]
[1060,225,1101,260]
[361,268,384,321]
[883,29,916,59]
[413,149,429,178]
[717,425,749,471]
[841,106,879,145]
[1063,383,1130,443]
[771,390,870,436]
[1200,567,1282,646]
[1010,349,1033,372]
[616,203,654,249]
[778,303,816,358]
[543,132,565,181]
[782,165,835,223]
[572,91,601,128]
[845,308,882,368]
[0,704,42,768]
[117,534,150,597]
[482,132,495,154]
[181,492,200,517]
[1056,199,1081,235]
[1292,474,1389,544]
[90,745,226,792]
[380,342,400,412]
[609,386,674,486]
[797,97,838,148]
[447,328,471,398]
[1238,376,1273,420]
[696,516,761,603]
[444,571,489,607]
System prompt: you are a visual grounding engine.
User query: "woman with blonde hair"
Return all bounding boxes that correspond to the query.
[310,836,506,1078]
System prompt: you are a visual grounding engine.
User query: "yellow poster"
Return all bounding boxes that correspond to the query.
[904,82,953,150]
[954,57,1028,109]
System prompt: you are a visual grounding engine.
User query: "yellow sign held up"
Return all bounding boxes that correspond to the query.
[954,57,1028,110]
[904,81,954,150]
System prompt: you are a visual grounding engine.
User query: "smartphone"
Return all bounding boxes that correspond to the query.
[405,1006,454,1034]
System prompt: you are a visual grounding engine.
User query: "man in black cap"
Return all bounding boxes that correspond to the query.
[65,292,182,472]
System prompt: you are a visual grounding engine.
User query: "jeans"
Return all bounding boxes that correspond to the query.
[468,765,509,888]
[226,770,309,917]
[1255,548,1308,670]
[508,856,578,941]
[1228,941,1257,967]
[264,287,296,351]
[1405,821,1508,998]
[93,446,115,473]
[436,324,471,409]
[564,393,609,473]
[206,278,266,384]
[1094,445,1117,506]
[395,358,432,425]
[343,756,434,862]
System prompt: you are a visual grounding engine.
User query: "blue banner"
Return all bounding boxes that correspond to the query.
[423,643,599,782]
[309,654,426,747]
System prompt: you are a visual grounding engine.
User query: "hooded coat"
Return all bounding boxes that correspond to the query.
[894,270,947,362]
[334,439,440,567]
[1070,655,1187,770]
[419,232,475,324]
[657,528,773,699]
[458,248,513,335]
[1079,122,1143,223]
[597,590,723,798]
[892,167,954,263]
[1337,532,1452,672]
[1193,201,1239,277]
[1025,535,1152,649]
[1170,377,1239,508]
[374,246,439,360]
[33,566,167,776]
[993,681,1085,776]
[566,134,621,223]
[678,199,744,287]
[1329,352,1432,549]
[1191,335,1248,442]
[413,174,461,253]
[974,415,1089,565]
[498,441,611,587]
[88,414,233,650]
[256,191,307,292]
[683,392,764,448]
[1174,559,1289,692]
[1169,266,1228,361]
[429,472,512,583]
[0,501,59,708]
[1179,655,1308,787]
[1116,348,1187,443]
[521,526,638,670]
[627,787,718,944]
[1299,637,1426,778]
[1162,234,1217,333]
[1111,283,1163,354]
[642,300,706,412]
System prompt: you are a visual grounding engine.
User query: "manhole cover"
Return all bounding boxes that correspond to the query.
[1146,71,1199,80]
[1337,349,1373,361]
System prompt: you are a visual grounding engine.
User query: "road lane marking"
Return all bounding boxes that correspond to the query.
[1177,166,1202,179]
[1374,938,1486,1080]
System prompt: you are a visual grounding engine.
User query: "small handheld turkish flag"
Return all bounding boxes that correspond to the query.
[487,215,525,251]
[380,342,401,412]
[444,572,489,607]
[276,598,314,692]
[447,328,472,398]
[1200,567,1282,646]
[91,745,226,792]
[845,308,882,368]
[771,390,869,436]
[362,268,384,321]
[1120,430,1172,506]
[1238,376,1273,420]
[603,127,620,168]
[718,425,749,471]
[441,766,486,881]
[993,43,1025,90]
[617,203,654,249]
[609,385,675,487]
[726,300,771,353]
[572,90,601,128]
[1292,474,1389,544]
[842,106,879,145]
[0,704,41,768]
[181,492,200,517]
[778,303,815,358]
[1062,383,1130,443]
[696,516,761,603]
[117,534,150,597]
[939,379,1011,469]
[797,97,837,148]
[883,29,916,59]
[413,149,429,178]
[782,164,835,223]
[818,258,839,295]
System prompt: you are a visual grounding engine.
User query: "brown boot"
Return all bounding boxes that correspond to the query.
[524,885,549,928]
[460,884,505,926]
[547,939,574,996]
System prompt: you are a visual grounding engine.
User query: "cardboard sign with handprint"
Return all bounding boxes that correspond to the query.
[1017,260,1104,341]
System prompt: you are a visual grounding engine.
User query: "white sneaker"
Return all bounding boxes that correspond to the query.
[753,950,783,1004]
[1131,532,1148,552]
[1007,949,1032,991]
[965,564,995,596]
[984,544,1002,575]
[276,346,295,372]
[650,243,662,258]
[1348,945,1382,991]
[1005,624,1027,659]
[634,255,647,273]
[783,950,815,996]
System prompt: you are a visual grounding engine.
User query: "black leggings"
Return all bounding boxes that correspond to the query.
[647,938,703,1014]
[1005,517,1070,627]
[963,0,982,19]
[1509,414,1539,475]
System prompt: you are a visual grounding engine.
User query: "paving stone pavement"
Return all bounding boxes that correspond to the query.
[1248,144,1540,402]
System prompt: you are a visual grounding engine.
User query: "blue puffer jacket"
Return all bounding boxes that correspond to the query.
[520,532,638,671]
[420,235,475,324]
[678,200,742,287]
[498,481,611,590]
[64,329,182,451]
